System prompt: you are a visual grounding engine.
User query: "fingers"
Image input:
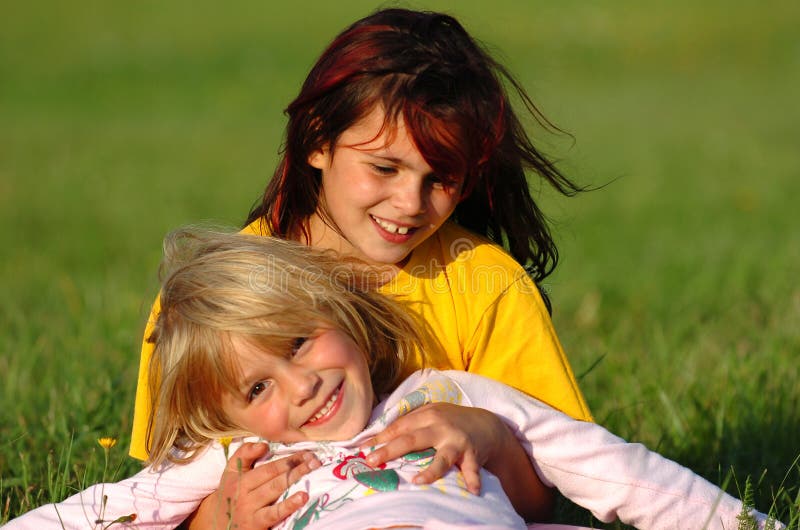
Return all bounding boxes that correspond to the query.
[215,449,320,530]
[364,431,427,467]
[459,455,482,495]
[254,491,309,529]
[248,452,320,503]
[361,408,447,466]
[361,416,404,447]
[220,447,319,498]
[254,451,319,480]
[412,449,482,496]
[363,403,496,498]
[411,445,456,485]
[364,426,468,469]
[224,442,270,473]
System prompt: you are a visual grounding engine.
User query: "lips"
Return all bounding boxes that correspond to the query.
[370,215,417,242]
[302,383,343,428]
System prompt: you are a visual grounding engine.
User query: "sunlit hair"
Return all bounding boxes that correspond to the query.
[247,8,583,286]
[145,227,425,467]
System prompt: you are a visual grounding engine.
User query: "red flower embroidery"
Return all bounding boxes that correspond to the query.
[332,451,385,480]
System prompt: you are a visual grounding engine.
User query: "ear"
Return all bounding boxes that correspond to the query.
[307,145,330,170]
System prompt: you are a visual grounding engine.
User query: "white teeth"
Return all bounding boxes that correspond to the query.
[308,387,340,423]
[373,216,410,235]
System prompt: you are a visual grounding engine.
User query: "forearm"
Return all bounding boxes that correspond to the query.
[4,463,216,530]
[485,421,554,522]
[530,426,779,529]
[181,492,217,530]
[447,371,780,530]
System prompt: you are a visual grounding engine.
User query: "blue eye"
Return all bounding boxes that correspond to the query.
[248,381,270,402]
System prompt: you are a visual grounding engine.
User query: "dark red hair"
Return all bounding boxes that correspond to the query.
[246,8,582,284]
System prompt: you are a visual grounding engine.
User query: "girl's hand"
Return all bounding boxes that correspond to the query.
[185,442,320,530]
[360,403,504,495]
[359,403,553,522]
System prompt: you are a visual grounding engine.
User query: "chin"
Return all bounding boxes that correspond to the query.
[365,250,412,265]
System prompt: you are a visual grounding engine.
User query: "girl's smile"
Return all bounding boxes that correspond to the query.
[370,214,416,241]
[301,382,343,427]
[307,106,464,267]
[222,329,374,442]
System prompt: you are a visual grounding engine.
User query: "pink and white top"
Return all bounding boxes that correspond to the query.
[4,370,779,530]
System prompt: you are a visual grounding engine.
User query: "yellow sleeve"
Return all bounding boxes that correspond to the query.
[129,295,161,460]
[464,273,593,422]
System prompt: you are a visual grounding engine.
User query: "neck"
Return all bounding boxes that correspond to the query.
[305,211,351,255]
[304,213,401,285]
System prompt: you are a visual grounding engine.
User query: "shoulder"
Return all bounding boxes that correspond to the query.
[392,222,544,330]
[240,217,271,236]
[399,370,532,412]
[385,369,469,407]
[387,369,459,399]
[428,222,534,294]
[432,223,523,270]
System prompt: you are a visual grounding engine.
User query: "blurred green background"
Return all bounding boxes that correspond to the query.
[2,0,798,525]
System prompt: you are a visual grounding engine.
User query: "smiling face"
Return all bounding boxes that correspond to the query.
[306,107,464,267]
[221,328,374,443]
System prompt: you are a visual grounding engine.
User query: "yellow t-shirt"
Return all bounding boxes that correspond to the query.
[129,221,592,460]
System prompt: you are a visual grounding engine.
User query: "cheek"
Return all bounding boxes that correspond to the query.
[354,353,374,398]
[429,191,460,218]
[325,165,376,194]
[247,402,287,438]
[220,395,242,427]
[347,175,385,202]
[323,178,372,218]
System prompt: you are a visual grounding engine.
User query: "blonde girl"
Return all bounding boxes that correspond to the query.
[145,228,424,468]
[6,229,779,530]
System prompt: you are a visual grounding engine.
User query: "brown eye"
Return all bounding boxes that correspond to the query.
[428,173,462,192]
[370,164,396,176]
[248,381,269,402]
[291,337,308,357]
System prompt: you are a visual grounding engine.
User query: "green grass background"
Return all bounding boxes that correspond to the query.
[2,0,798,526]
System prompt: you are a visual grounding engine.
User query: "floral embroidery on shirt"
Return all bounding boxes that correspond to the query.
[291,496,323,530]
[396,378,463,417]
[353,469,400,492]
[332,451,384,480]
[277,375,474,530]
[402,448,436,468]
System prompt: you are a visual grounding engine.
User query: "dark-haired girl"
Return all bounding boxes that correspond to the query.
[131,8,594,528]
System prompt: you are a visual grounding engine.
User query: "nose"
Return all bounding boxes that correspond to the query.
[284,364,322,406]
[390,174,426,216]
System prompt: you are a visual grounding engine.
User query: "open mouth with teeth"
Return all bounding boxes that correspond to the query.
[302,383,343,428]
[371,215,415,236]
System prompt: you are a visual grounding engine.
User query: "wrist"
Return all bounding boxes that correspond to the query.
[183,490,219,530]
[484,413,518,475]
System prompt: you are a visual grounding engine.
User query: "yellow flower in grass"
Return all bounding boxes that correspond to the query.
[98,437,118,450]
[90,437,137,528]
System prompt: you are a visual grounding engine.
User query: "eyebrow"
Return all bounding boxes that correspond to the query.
[362,151,403,165]
[236,369,262,397]
[235,382,253,401]
[363,152,436,176]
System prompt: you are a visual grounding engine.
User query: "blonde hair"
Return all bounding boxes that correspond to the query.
[146,228,425,467]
